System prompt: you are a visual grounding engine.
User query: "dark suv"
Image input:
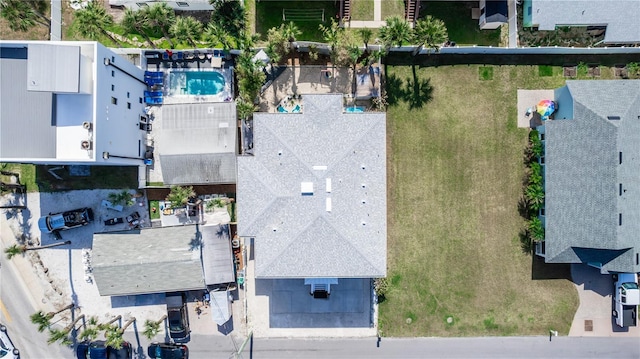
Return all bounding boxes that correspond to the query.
[147,343,188,359]
[166,293,189,342]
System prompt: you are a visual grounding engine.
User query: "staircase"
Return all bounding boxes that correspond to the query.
[342,0,351,22]
[405,0,420,24]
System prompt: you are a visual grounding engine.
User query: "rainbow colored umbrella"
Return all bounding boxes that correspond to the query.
[536,99,556,118]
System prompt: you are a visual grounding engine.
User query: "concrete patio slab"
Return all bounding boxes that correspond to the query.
[516,89,554,128]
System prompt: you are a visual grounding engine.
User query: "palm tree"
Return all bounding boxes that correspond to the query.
[205,23,232,52]
[282,22,301,66]
[146,3,176,48]
[103,316,136,349]
[6,240,71,259]
[237,99,256,121]
[47,314,85,345]
[73,0,121,46]
[379,16,412,49]
[528,217,545,242]
[412,15,448,56]
[121,8,156,49]
[169,16,203,48]
[143,316,166,340]
[0,0,49,32]
[166,186,195,208]
[347,45,363,95]
[319,18,341,51]
[525,183,544,211]
[79,317,100,341]
[30,303,75,332]
[358,28,373,54]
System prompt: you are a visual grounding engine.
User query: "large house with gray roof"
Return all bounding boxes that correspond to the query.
[237,94,386,294]
[523,0,640,45]
[538,80,640,274]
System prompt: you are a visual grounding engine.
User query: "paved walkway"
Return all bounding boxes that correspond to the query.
[569,264,640,337]
[507,0,518,48]
[346,0,388,29]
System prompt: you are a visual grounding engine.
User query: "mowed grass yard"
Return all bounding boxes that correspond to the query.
[381,65,578,336]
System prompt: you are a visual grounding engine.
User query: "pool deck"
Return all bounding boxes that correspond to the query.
[260,65,381,113]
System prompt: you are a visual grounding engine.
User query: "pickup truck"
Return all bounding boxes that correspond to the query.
[38,207,94,234]
[613,273,639,328]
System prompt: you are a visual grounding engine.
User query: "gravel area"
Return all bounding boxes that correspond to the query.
[1,189,166,329]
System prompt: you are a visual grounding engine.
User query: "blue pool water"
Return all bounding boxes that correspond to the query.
[184,71,225,95]
[345,106,365,113]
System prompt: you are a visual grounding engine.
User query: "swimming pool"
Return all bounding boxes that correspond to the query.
[344,106,365,113]
[168,70,226,96]
[186,71,225,95]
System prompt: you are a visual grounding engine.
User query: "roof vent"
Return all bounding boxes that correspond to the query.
[361,164,366,170]
[278,150,282,156]
[301,182,314,196]
[362,199,366,204]
[81,140,92,150]
[326,198,332,212]
[361,221,366,226]
[326,178,332,192]
[607,116,620,120]
[361,183,366,189]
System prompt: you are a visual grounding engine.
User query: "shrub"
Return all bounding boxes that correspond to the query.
[374,277,390,297]
[528,217,545,242]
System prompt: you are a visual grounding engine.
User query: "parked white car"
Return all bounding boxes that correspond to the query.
[0,324,19,358]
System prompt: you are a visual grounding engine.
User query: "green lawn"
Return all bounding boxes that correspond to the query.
[351,0,374,21]
[255,0,338,42]
[424,2,500,46]
[381,65,578,337]
[381,0,405,19]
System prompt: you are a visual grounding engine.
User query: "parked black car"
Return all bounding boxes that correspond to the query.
[147,343,188,359]
[76,340,132,359]
[166,293,190,342]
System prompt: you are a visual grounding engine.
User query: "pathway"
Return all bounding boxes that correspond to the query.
[507,0,518,48]
[347,0,386,29]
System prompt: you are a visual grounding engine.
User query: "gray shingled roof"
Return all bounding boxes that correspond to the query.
[159,153,237,185]
[237,94,387,278]
[201,224,235,285]
[154,102,237,185]
[530,0,640,44]
[92,224,234,296]
[544,80,640,273]
[0,54,56,159]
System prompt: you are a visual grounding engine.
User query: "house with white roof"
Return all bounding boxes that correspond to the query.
[238,94,387,300]
[0,41,149,166]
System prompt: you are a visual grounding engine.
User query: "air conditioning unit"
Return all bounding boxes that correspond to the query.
[82,121,92,130]
[81,140,92,150]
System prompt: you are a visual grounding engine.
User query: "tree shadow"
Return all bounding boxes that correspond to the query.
[384,66,433,109]
[132,320,144,359]
[518,228,533,254]
[405,64,433,109]
[384,73,405,106]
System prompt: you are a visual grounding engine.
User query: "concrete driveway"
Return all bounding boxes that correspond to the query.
[569,264,640,336]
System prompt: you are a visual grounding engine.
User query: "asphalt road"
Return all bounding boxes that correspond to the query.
[165,335,640,359]
[0,254,72,359]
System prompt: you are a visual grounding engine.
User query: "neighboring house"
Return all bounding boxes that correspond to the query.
[148,102,238,186]
[522,0,640,45]
[237,94,387,294]
[109,0,214,11]
[92,224,234,296]
[479,0,507,30]
[537,80,640,274]
[0,41,148,166]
